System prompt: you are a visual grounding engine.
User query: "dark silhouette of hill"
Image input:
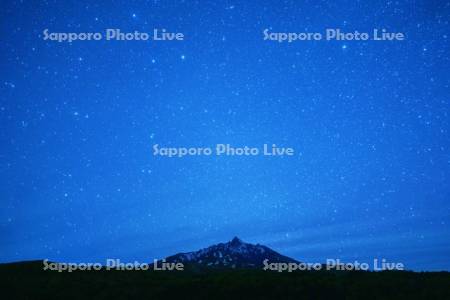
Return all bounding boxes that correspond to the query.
[1,260,450,299]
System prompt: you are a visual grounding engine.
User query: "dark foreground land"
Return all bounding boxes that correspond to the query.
[1,261,449,299]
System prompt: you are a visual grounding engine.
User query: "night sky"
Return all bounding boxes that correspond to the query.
[1,1,450,271]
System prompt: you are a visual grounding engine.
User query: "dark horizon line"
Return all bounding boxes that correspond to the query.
[1,258,449,273]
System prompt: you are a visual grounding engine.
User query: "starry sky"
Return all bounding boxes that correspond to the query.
[1,1,450,271]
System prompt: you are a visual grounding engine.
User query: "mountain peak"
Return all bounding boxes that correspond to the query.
[230,236,243,245]
[163,236,298,269]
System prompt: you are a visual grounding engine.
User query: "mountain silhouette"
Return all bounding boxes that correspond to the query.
[162,236,298,269]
